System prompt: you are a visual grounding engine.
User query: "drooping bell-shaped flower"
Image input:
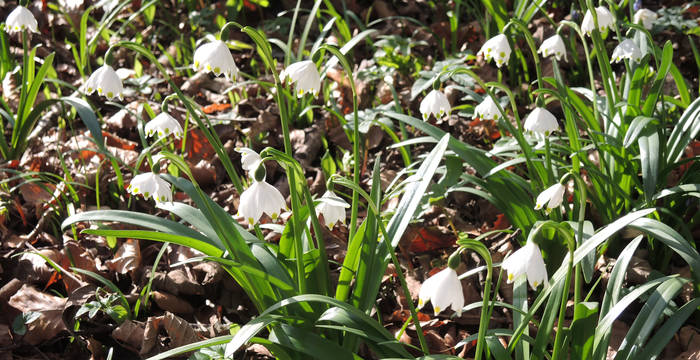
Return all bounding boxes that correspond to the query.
[502,241,548,289]
[524,108,559,135]
[235,147,262,173]
[633,9,657,30]
[85,65,124,100]
[145,112,183,138]
[538,35,567,61]
[238,179,287,226]
[127,172,172,203]
[473,96,501,120]
[419,89,451,121]
[59,0,83,12]
[478,34,511,68]
[581,6,615,36]
[193,40,238,80]
[418,267,464,316]
[280,60,321,98]
[5,6,38,34]
[534,183,566,213]
[315,190,350,229]
[611,39,642,63]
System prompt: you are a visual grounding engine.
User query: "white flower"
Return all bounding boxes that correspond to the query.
[633,9,657,30]
[6,6,38,34]
[524,107,559,135]
[145,112,183,138]
[538,35,567,61]
[193,40,238,80]
[478,34,511,68]
[238,180,287,225]
[235,147,262,173]
[611,39,642,63]
[127,172,172,203]
[418,267,464,316]
[581,6,615,36]
[473,96,501,120]
[534,183,566,212]
[59,0,83,12]
[315,191,350,229]
[502,241,548,289]
[280,60,321,98]
[85,65,124,100]
[419,89,451,121]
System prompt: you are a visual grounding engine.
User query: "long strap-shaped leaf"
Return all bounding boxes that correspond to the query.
[506,208,656,352]
[224,294,412,358]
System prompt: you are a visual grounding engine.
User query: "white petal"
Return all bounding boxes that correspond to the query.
[420,90,451,121]
[478,34,511,68]
[634,9,657,30]
[316,191,349,228]
[128,172,171,203]
[258,181,287,220]
[235,147,262,172]
[282,60,321,98]
[538,35,567,62]
[6,6,38,34]
[526,243,548,289]
[582,7,615,36]
[85,65,123,100]
[145,112,183,138]
[238,181,264,225]
[474,96,500,120]
[419,268,464,315]
[193,40,238,80]
[502,245,530,283]
[611,39,642,63]
[524,107,559,135]
[535,183,565,210]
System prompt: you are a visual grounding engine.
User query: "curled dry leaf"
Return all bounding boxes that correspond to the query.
[151,291,194,314]
[140,312,199,357]
[112,320,145,354]
[105,239,141,275]
[152,268,204,296]
[8,285,67,345]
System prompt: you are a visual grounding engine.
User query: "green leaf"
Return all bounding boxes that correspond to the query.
[269,323,359,360]
[629,218,700,284]
[82,229,223,257]
[623,116,656,148]
[666,97,700,165]
[638,131,660,204]
[570,302,598,360]
[592,276,677,356]
[61,210,214,246]
[615,277,688,360]
[637,297,700,359]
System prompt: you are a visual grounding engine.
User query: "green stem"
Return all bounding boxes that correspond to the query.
[544,137,553,185]
[504,19,544,105]
[387,247,430,355]
[551,251,573,360]
[274,85,307,293]
[475,260,493,360]
[316,45,361,243]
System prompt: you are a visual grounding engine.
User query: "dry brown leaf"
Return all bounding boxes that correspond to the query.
[112,320,145,353]
[153,268,204,296]
[151,291,194,314]
[140,312,199,357]
[106,239,141,275]
[8,285,67,345]
[17,249,62,285]
[19,182,55,208]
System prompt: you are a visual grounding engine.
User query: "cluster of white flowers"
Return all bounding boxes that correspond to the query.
[417,4,660,312]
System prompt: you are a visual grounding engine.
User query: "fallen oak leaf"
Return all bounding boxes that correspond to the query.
[8,285,67,345]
